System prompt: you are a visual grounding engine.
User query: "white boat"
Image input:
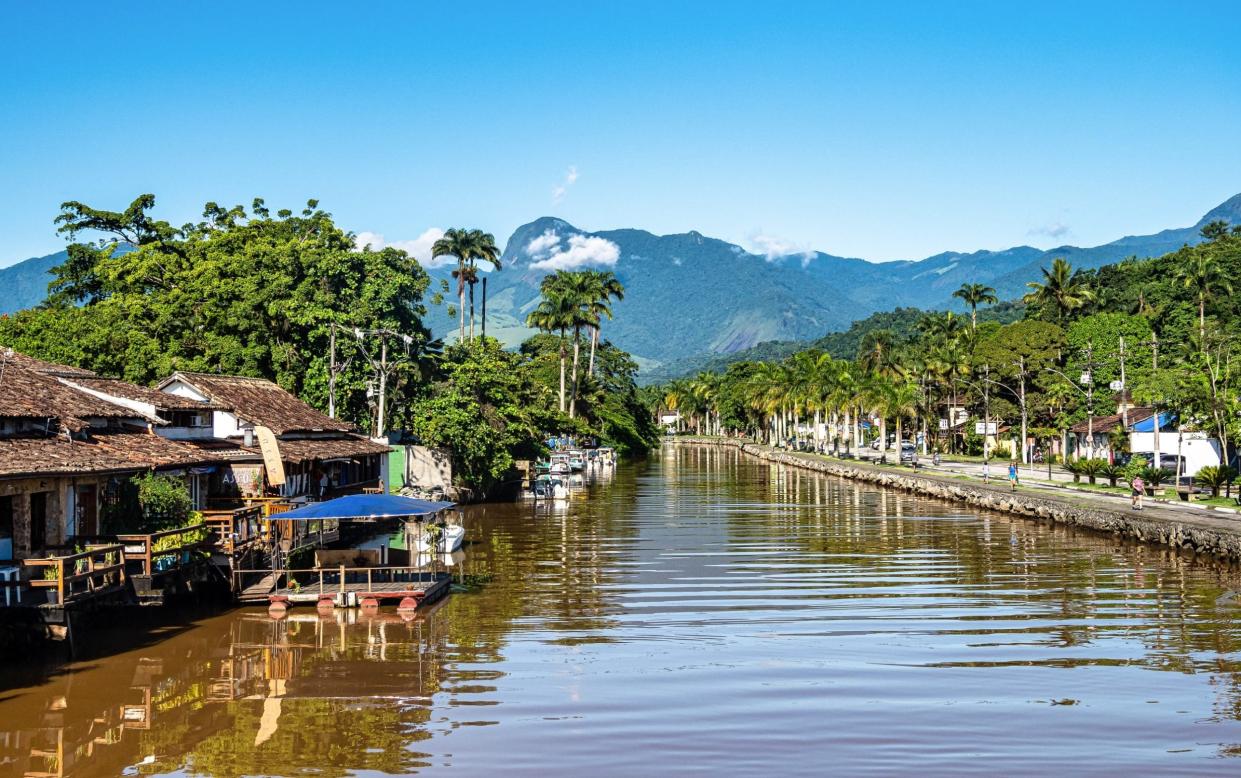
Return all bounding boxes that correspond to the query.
[567,450,586,471]
[533,476,570,500]
[415,523,465,553]
[549,453,572,474]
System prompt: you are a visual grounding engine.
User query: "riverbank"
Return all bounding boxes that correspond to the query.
[672,437,1241,562]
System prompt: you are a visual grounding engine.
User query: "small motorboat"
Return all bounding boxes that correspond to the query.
[533,476,570,500]
[567,451,586,471]
[549,453,571,475]
[414,522,465,553]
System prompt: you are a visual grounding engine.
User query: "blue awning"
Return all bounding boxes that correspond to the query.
[1131,412,1175,433]
[275,494,454,521]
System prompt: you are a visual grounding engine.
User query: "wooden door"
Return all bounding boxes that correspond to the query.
[76,485,98,537]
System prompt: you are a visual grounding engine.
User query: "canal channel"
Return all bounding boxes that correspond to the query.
[3,443,1241,775]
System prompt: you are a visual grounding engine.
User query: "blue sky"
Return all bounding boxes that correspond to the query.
[2,1,1239,267]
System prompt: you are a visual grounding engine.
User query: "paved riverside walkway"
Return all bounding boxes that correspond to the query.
[674,437,1241,560]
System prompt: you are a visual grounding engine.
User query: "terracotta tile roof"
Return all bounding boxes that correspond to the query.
[64,377,227,411]
[160,372,353,435]
[1070,407,1155,434]
[0,429,213,478]
[272,434,391,462]
[0,365,141,424]
[0,351,97,378]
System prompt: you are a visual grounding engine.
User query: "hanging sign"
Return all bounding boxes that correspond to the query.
[256,425,286,486]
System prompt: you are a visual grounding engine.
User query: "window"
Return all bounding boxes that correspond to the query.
[0,496,12,540]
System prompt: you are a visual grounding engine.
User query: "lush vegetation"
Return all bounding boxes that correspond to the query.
[650,221,1241,468]
[0,195,658,493]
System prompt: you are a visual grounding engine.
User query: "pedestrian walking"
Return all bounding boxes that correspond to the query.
[982,459,990,484]
[1130,474,1145,511]
[1008,461,1019,491]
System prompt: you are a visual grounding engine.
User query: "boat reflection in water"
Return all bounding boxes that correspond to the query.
[0,601,466,777]
[7,446,1241,775]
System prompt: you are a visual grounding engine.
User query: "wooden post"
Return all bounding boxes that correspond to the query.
[57,558,65,606]
[339,564,345,594]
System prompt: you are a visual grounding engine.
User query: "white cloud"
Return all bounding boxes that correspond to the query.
[525,229,562,258]
[354,228,452,266]
[529,234,620,271]
[745,232,817,265]
[551,165,579,203]
[1028,221,1072,241]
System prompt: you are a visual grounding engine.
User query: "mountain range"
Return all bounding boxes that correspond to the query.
[3,193,1239,373]
[424,192,1241,370]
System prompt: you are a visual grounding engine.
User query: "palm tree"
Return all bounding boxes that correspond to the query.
[463,229,501,340]
[432,228,501,342]
[858,330,905,378]
[584,271,625,376]
[539,272,596,417]
[526,288,575,413]
[952,282,998,329]
[1175,248,1233,343]
[1023,257,1093,325]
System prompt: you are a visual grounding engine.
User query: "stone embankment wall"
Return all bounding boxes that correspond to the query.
[673,437,1241,562]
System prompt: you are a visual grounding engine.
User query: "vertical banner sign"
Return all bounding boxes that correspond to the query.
[255,425,287,486]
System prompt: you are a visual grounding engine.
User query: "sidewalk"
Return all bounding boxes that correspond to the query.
[779,447,1241,537]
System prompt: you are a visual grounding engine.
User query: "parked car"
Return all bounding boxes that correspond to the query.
[899,442,917,463]
[1117,451,1186,473]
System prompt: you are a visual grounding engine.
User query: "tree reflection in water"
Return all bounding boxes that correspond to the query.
[2,446,1241,774]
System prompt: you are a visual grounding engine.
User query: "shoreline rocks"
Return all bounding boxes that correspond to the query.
[671,437,1241,563]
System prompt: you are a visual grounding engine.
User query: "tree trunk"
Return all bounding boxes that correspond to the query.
[589,327,599,375]
[468,281,476,341]
[457,269,466,343]
[568,327,582,418]
[558,337,567,413]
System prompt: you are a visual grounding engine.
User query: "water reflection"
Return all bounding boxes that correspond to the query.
[3,446,1241,775]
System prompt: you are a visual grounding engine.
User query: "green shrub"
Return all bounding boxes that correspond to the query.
[1080,458,1109,485]
[1100,463,1125,488]
[1063,459,1083,483]
[134,473,193,532]
[1123,455,1149,481]
[1139,466,1174,492]
[1195,465,1238,497]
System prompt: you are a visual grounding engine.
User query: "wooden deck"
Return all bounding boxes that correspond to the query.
[265,572,451,609]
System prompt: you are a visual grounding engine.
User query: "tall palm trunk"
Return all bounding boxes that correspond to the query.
[569,326,582,418]
[589,326,599,375]
[468,281,476,340]
[557,331,567,413]
[457,269,466,343]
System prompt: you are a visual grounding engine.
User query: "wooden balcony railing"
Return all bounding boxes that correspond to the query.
[200,506,263,556]
[23,544,127,606]
[116,523,211,577]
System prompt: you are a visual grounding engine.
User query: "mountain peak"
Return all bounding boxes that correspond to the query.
[1198,192,1241,226]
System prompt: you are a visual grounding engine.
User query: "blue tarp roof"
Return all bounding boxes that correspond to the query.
[276,493,454,521]
[1131,412,1175,433]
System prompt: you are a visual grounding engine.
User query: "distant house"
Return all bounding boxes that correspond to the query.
[1067,401,1222,474]
[157,372,389,501]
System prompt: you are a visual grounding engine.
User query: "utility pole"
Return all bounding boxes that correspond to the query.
[376,334,389,438]
[481,277,488,340]
[1082,341,1096,460]
[982,363,992,464]
[1016,355,1028,467]
[328,323,338,419]
[1119,335,1127,430]
[1151,333,1161,465]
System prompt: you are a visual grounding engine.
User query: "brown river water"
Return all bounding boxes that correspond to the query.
[4,444,1241,776]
